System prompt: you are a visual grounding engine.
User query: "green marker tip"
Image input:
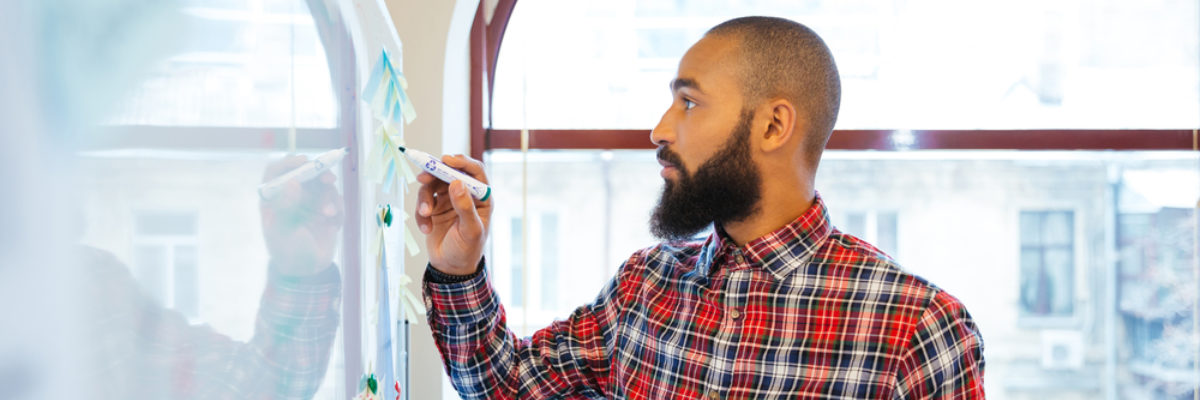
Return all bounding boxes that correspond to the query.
[397,146,406,152]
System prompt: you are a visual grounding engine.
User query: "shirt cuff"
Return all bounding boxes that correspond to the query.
[425,260,484,283]
[269,262,341,286]
[422,259,497,327]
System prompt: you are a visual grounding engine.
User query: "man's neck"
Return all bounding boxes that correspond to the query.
[721,185,814,246]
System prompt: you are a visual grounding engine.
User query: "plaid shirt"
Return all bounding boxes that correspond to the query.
[80,246,342,399]
[425,195,985,399]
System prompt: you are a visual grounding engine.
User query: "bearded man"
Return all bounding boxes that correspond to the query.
[415,16,985,400]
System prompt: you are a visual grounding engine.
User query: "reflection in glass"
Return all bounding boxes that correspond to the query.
[108,0,336,128]
[485,149,1199,398]
[7,0,350,397]
[77,152,345,398]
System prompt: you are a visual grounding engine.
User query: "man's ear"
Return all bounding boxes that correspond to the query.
[759,98,796,153]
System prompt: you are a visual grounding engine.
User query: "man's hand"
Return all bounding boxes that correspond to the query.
[414,154,492,276]
[260,155,344,276]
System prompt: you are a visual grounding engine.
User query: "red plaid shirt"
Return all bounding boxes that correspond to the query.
[80,246,342,399]
[425,195,985,399]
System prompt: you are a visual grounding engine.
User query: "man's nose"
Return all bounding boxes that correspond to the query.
[650,109,675,146]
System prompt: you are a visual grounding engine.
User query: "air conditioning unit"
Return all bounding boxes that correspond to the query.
[1041,330,1085,370]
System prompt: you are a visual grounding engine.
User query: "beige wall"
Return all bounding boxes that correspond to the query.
[384,0,481,398]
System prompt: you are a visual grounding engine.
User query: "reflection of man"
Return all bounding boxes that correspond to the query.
[80,155,343,399]
[417,17,984,399]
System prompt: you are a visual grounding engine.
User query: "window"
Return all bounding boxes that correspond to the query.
[495,207,577,334]
[108,0,336,128]
[132,211,200,319]
[831,210,899,258]
[76,0,355,397]
[470,1,1199,399]
[1117,203,1198,390]
[491,0,1199,130]
[1019,210,1076,319]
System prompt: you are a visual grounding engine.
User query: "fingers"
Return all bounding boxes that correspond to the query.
[263,162,342,226]
[448,180,483,240]
[319,183,344,226]
[441,154,490,185]
[415,177,436,234]
[261,155,308,210]
[415,171,454,232]
[416,171,439,185]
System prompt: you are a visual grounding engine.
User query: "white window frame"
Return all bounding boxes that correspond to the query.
[131,209,201,321]
[83,0,371,396]
[830,209,900,258]
[1017,207,1085,328]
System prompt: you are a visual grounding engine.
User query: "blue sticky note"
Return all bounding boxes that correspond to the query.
[382,160,396,194]
[363,50,390,103]
[377,249,396,400]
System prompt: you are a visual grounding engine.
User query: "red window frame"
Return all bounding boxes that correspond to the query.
[468,0,1196,160]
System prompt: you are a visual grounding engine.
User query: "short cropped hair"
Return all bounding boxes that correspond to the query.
[707,17,841,164]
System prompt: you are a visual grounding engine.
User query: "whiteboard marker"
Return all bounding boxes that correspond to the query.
[258,148,347,199]
[399,146,491,201]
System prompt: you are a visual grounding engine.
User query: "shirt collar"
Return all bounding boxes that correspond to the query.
[701,193,833,280]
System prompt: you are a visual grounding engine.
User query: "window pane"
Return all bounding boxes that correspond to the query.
[1044,248,1074,316]
[486,148,1199,398]
[1019,248,1043,315]
[48,0,347,397]
[106,0,337,128]
[840,212,866,239]
[511,217,524,307]
[486,150,661,332]
[174,245,200,318]
[78,149,345,398]
[133,244,169,306]
[1020,212,1042,246]
[493,0,1199,129]
[136,212,198,236]
[541,214,559,309]
[1043,211,1073,246]
[875,211,898,257]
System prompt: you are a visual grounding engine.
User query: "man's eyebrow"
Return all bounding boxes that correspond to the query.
[670,78,703,94]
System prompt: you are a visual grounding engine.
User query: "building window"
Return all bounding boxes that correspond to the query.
[1019,210,1075,319]
[132,211,200,319]
[833,210,899,258]
[503,213,563,310]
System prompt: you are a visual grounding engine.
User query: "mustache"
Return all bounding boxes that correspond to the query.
[656,146,683,167]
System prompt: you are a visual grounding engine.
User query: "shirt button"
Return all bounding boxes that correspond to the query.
[734,253,745,264]
[729,308,742,320]
[708,391,720,400]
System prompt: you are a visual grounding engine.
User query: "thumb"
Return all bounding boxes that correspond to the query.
[449,180,483,240]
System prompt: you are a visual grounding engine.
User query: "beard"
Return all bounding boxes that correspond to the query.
[650,110,762,241]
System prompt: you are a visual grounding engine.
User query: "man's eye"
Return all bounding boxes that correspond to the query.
[683,99,696,110]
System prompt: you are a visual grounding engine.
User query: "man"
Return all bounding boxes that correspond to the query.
[416,16,985,399]
[78,156,344,399]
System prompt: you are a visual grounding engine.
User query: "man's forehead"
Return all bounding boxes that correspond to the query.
[674,35,741,94]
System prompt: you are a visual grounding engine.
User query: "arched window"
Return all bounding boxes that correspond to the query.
[471,1,1199,399]
[79,0,365,397]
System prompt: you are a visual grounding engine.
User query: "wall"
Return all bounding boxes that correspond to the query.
[382,0,481,398]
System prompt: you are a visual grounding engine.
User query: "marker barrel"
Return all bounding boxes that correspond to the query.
[258,148,347,199]
[401,148,491,201]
